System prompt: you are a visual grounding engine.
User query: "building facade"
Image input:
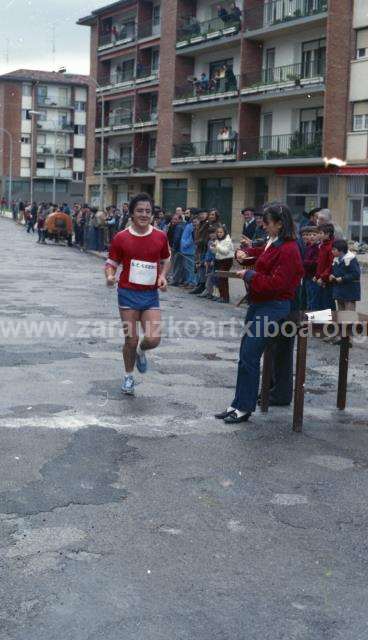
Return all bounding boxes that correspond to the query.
[0,70,90,205]
[80,0,368,240]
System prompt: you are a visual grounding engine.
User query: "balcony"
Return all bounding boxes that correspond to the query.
[36,168,73,179]
[37,122,74,133]
[98,67,159,92]
[37,96,73,109]
[138,19,161,40]
[134,111,158,128]
[94,158,132,174]
[37,146,74,156]
[176,16,241,51]
[136,65,159,85]
[108,111,133,130]
[245,0,328,37]
[241,62,325,100]
[172,139,238,164]
[239,131,322,163]
[98,23,136,51]
[173,75,239,107]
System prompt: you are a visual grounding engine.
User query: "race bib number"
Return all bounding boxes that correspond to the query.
[129,259,157,286]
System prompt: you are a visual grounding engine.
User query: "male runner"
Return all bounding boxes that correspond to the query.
[105,193,171,395]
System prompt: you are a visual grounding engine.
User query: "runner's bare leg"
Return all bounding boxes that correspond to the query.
[119,308,140,373]
[140,309,161,351]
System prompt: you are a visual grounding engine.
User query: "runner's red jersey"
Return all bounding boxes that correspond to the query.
[106,226,171,291]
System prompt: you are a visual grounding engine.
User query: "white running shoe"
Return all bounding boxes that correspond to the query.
[121,374,135,396]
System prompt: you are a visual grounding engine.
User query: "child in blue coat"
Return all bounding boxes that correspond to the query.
[329,239,361,311]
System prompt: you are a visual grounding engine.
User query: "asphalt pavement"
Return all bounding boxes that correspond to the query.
[1,217,368,640]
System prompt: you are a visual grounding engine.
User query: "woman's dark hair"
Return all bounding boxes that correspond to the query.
[333,239,348,254]
[262,203,296,241]
[129,192,154,218]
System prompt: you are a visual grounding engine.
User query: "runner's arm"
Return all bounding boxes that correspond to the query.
[105,259,118,286]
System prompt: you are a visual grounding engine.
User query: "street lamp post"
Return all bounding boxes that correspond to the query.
[0,127,13,208]
[89,78,105,211]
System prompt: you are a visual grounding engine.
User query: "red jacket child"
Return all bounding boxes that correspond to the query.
[315,224,335,284]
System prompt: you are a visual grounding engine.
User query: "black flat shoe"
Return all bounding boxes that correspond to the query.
[215,409,235,420]
[224,412,251,424]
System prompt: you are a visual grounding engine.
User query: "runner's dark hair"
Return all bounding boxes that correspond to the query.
[262,203,296,241]
[129,192,154,217]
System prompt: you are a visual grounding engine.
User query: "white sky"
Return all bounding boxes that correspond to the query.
[0,0,111,76]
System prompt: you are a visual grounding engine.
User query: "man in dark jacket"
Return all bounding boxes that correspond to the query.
[168,210,186,286]
[217,5,229,23]
[241,207,257,240]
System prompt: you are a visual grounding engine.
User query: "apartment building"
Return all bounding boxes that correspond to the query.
[80,0,367,240]
[78,0,161,207]
[0,70,90,205]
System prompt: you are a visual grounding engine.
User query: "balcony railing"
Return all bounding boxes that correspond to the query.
[243,61,325,91]
[136,65,159,81]
[176,15,241,48]
[37,147,73,156]
[98,67,159,89]
[37,97,73,108]
[94,158,132,173]
[135,111,158,125]
[174,74,240,103]
[108,112,133,127]
[246,0,328,31]
[98,23,136,48]
[173,138,238,160]
[239,131,322,161]
[37,122,73,132]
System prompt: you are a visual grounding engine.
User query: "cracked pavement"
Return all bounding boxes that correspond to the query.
[1,218,368,639]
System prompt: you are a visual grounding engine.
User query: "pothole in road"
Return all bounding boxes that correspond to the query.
[0,427,136,517]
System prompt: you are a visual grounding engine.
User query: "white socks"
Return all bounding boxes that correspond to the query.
[227,407,247,418]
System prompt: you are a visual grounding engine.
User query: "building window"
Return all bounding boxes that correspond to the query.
[149,136,157,158]
[151,49,160,72]
[286,176,329,219]
[73,172,84,182]
[37,160,46,169]
[75,101,86,112]
[352,102,368,131]
[56,182,68,193]
[21,136,30,144]
[22,83,32,97]
[356,28,368,58]
[74,125,86,135]
[74,149,84,158]
[21,158,30,168]
[153,4,161,26]
[21,109,32,120]
[347,177,368,243]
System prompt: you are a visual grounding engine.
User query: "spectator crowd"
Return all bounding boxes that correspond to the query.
[1,195,362,320]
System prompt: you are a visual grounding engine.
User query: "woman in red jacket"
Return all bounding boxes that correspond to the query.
[215,203,304,425]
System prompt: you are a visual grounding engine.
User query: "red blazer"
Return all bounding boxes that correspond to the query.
[315,239,334,283]
[244,239,304,304]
